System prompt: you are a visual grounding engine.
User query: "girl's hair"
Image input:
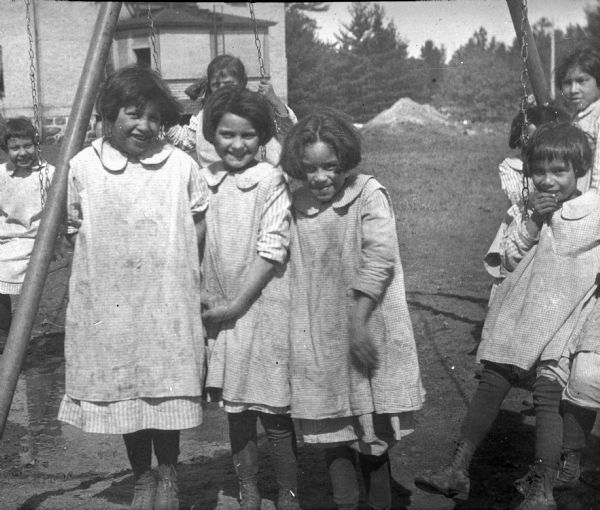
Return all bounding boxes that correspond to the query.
[555,46,600,90]
[202,86,274,146]
[508,103,571,149]
[206,54,248,96]
[281,108,361,180]
[524,122,592,178]
[96,65,182,128]
[0,117,37,152]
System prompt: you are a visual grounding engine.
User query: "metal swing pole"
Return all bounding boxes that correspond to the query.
[0,1,123,438]
[506,0,551,106]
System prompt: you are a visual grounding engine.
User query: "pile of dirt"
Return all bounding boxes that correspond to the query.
[362,97,450,134]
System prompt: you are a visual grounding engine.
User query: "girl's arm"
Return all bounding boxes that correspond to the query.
[193,212,206,260]
[350,291,379,371]
[202,255,276,323]
[256,79,297,141]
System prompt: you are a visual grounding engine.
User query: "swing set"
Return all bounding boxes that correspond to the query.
[0,0,549,438]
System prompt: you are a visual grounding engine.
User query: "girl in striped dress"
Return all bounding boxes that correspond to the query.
[416,123,600,510]
[58,65,208,510]
[199,86,299,510]
[280,108,425,510]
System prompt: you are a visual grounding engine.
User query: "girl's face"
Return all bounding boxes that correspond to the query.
[531,158,579,204]
[214,112,260,171]
[301,141,348,203]
[110,103,161,157]
[6,136,37,170]
[561,65,600,112]
[209,70,240,94]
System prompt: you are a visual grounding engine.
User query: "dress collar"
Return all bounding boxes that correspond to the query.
[561,190,600,220]
[91,138,173,172]
[574,98,600,122]
[201,161,276,190]
[293,174,372,216]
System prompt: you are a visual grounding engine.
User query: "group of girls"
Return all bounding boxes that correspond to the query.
[416,46,600,510]
[48,52,425,510]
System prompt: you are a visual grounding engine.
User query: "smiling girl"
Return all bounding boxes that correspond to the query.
[199,86,300,510]
[57,65,208,510]
[557,47,600,191]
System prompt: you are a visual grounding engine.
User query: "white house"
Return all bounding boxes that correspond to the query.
[0,1,288,143]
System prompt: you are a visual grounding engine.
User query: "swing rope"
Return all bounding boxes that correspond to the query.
[24,0,50,210]
[147,2,160,74]
[518,0,531,219]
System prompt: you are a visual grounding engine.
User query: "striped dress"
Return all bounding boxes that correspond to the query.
[289,174,425,451]
[201,160,292,414]
[58,138,208,434]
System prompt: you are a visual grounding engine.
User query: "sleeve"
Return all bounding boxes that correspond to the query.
[501,205,539,273]
[272,104,297,141]
[166,113,198,151]
[588,116,600,191]
[498,157,524,207]
[256,176,292,264]
[67,163,83,235]
[352,186,396,302]
[188,161,209,215]
[483,221,507,279]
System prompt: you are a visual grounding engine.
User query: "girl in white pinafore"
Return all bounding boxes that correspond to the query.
[57,66,207,510]
[199,86,299,510]
[280,108,425,510]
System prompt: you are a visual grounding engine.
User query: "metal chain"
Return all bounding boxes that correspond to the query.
[248,1,268,159]
[25,0,49,209]
[147,2,160,74]
[519,0,530,219]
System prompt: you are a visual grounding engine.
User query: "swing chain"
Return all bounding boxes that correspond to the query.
[147,2,160,74]
[519,0,530,219]
[248,1,267,160]
[248,2,266,80]
[24,0,49,209]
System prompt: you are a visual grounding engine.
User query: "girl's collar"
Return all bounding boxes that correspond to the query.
[92,138,173,172]
[200,160,277,190]
[561,190,600,220]
[575,98,600,119]
[293,174,372,216]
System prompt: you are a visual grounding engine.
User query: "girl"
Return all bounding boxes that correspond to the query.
[199,86,299,510]
[168,54,296,167]
[415,123,600,510]
[280,108,425,510]
[57,65,207,510]
[484,104,570,304]
[556,46,600,192]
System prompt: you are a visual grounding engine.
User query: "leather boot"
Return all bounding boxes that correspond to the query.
[154,464,179,510]
[515,459,557,510]
[130,470,157,510]
[414,439,475,500]
[233,443,261,510]
[554,449,581,489]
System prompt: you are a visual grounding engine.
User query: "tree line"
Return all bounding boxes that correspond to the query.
[285,1,600,123]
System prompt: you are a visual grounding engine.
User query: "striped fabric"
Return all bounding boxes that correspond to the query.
[498,156,532,208]
[573,98,600,192]
[58,395,202,434]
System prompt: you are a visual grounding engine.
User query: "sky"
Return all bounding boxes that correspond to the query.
[306,0,596,60]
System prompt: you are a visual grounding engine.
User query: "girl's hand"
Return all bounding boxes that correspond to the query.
[349,317,379,372]
[256,79,287,116]
[529,191,559,221]
[201,296,244,324]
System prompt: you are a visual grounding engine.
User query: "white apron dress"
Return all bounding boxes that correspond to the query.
[289,174,425,450]
[58,139,207,433]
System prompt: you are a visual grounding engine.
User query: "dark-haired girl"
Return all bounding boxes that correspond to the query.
[199,86,299,510]
[57,65,208,510]
[281,108,425,510]
[416,122,600,510]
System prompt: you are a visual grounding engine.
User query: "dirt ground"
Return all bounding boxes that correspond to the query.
[1,129,600,509]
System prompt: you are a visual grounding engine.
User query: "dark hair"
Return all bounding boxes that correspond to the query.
[555,46,600,90]
[524,122,592,178]
[281,108,361,180]
[508,103,571,149]
[96,65,182,129]
[0,117,37,152]
[206,54,248,96]
[202,86,274,146]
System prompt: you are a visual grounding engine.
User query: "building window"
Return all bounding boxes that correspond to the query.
[134,48,151,67]
[0,46,4,98]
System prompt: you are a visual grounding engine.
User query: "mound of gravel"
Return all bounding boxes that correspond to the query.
[362,97,450,133]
